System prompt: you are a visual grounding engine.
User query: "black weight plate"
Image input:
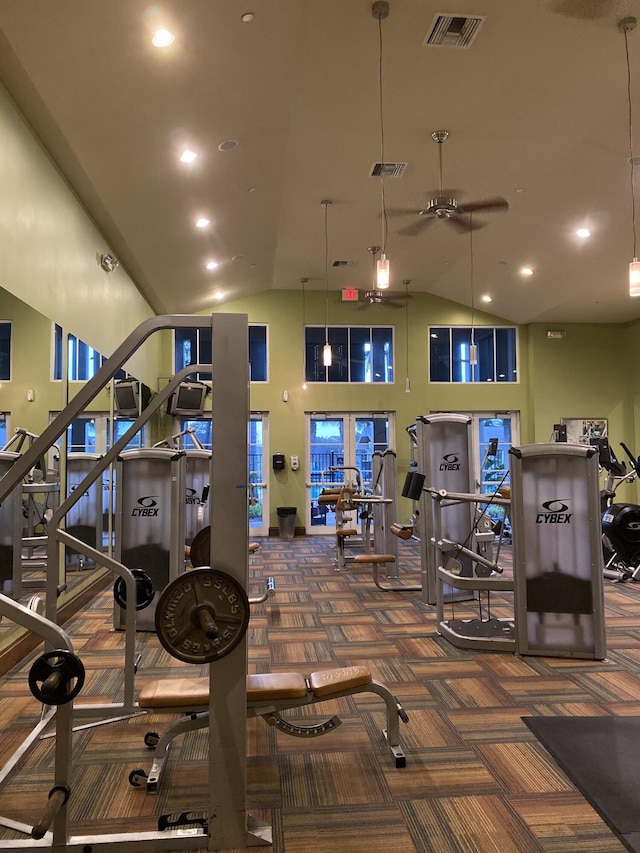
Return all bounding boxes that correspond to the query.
[113,569,155,611]
[28,649,85,705]
[189,526,210,567]
[155,567,249,664]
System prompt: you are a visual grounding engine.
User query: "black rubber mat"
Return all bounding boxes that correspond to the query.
[524,715,640,853]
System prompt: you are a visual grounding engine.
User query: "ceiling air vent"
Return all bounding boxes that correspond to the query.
[423,14,485,48]
[370,162,407,178]
[332,260,355,267]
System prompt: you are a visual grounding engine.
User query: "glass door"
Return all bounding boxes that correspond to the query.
[249,414,268,536]
[306,412,393,533]
[472,412,519,529]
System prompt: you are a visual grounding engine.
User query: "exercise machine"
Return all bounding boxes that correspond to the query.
[0,313,269,850]
[128,567,408,793]
[592,437,640,582]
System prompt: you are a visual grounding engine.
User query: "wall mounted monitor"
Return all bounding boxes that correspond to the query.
[167,381,208,417]
[113,379,152,417]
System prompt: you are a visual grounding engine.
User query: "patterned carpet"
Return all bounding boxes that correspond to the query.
[0,534,637,851]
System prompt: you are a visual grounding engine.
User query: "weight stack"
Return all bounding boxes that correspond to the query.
[114,448,186,631]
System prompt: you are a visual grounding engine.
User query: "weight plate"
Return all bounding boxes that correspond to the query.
[28,649,85,705]
[155,567,250,664]
[113,569,155,611]
[189,526,210,567]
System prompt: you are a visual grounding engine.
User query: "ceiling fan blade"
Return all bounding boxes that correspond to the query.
[448,215,486,233]
[397,216,434,237]
[385,207,425,217]
[459,197,509,214]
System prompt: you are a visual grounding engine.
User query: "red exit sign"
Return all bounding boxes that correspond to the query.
[342,288,360,302]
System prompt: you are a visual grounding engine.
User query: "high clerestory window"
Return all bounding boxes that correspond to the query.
[0,322,11,381]
[53,325,127,381]
[304,326,394,383]
[429,326,518,383]
[174,324,268,382]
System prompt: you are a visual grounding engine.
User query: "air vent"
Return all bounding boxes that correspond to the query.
[370,162,407,178]
[332,260,355,267]
[424,13,485,48]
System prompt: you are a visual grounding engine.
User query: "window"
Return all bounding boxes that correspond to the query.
[304,326,393,383]
[53,325,125,381]
[429,326,517,383]
[0,322,11,381]
[174,324,267,382]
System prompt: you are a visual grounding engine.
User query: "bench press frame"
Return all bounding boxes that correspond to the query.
[134,667,408,792]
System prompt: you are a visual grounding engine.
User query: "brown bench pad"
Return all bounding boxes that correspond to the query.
[247,672,307,701]
[139,666,374,709]
[139,677,210,709]
[308,666,372,697]
[352,553,395,564]
[390,524,413,540]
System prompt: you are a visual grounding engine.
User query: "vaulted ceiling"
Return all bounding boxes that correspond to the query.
[0,0,639,324]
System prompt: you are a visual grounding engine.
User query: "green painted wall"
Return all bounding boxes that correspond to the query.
[0,81,158,382]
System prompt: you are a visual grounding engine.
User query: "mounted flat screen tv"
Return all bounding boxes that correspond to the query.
[113,379,152,417]
[167,381,208,417]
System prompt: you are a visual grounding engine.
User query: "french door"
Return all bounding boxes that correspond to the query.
[248,414,269,535]
[305,412,394,533]
[178,413,269,536]
[471,412,519,527]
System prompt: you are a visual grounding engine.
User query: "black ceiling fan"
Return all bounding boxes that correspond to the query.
[388,130,509,236]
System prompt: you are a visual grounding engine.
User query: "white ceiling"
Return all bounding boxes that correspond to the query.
[0,0,639,324]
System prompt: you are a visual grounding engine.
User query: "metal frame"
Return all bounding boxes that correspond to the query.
[0,313,267,851]
[431,488,515,652]
[416,413,475,605]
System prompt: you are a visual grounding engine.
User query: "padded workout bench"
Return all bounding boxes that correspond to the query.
[132,665,408,792]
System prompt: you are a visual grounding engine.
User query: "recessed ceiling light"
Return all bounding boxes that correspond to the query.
[515,187,524,193]
[241,12,255,23]
[152,28,174,47]
[520,266,534,277]
[195,217,210,229]
[214,291,225,301]
[218,139,238,152]
[180,149,198,164]
[576,228,591,239]
[232,254,245,261]
[248,187,257,193]
[481,294,492,303]
[205,260,219,271]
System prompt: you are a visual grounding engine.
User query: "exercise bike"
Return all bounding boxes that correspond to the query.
[592,437,640,582]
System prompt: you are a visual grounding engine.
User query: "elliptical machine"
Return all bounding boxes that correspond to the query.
[592,437,640,582]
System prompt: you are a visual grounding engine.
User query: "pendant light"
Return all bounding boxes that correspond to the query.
[321,200,332,367]
[469,214,478,368]
[620,17,639,296]
[403,279,411,392]
[373,1,391,290]
[301,277,308,389]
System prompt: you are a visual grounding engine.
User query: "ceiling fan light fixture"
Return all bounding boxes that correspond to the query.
[630,259,640,296]
[152,28,174,47]
[376,254,390,289]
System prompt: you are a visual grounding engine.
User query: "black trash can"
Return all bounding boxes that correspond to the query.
[277,506,297,540]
